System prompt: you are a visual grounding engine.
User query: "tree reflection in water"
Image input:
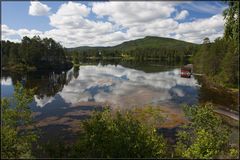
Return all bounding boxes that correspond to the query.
[2,70,72,99]
[73,66,80,79]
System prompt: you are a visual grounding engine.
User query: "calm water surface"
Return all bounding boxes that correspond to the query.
[1,62,200,111]
[2,61,239,147]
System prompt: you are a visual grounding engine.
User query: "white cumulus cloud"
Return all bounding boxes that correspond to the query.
[92,2,176,27]
[174,14,224,43]
[55,1,90,17]
[29,1,51,16]
[46,1,125,47]
[18,28,43,38]
[175,10,189,20]
[1,24,17,36]
[2,1,226,47]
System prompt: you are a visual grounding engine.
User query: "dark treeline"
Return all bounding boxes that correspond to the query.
[121,46,198,63]
[69,46,198,65]
[2,36,72,71]
[192,1,239,88]
[68,36,199,66]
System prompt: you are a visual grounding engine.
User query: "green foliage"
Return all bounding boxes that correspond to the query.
[72,51,80,65]
[192,36,238,87]
[114,36,197,50]
[67,36,199,63]
[203,37,210,44]
[192,2,239,88]
[2,36,71,71]
[175,103,230,159]
[1,82,38,159]
[40,105,233,158]
[222,1,239,87]
[40,139,72,158]
[223,1,239,43]
[72,109,167,158]
[219,39,239,87]
[182,129,220,158]
[229,147,239,159]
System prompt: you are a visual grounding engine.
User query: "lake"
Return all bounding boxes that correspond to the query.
[1,61,200,108]
[1,61,237,140]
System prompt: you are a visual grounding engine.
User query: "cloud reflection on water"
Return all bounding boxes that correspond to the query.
[1,77,14,97]
[34,64,199,108]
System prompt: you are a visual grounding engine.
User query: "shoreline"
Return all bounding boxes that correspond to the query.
[196,75,239,112]
[2,63,73,73]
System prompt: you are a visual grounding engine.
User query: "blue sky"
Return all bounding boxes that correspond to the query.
[2,1,102,31]
[2,1,228,47]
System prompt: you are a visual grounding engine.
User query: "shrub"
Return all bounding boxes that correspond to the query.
[175,103,230,158]
[72,109,167,158]
[1,82,38,158]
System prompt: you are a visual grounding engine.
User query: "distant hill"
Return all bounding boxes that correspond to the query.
[67,36,199,52]
[114,36,198,51]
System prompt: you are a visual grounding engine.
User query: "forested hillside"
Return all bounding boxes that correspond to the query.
[67,36,199,64]
[192,1,239,88]
[114,36,196,50]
